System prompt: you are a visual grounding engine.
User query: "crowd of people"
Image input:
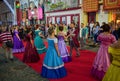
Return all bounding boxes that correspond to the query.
[0,20,120,81]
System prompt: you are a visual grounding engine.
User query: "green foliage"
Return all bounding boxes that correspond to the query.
[46,1,51,4]
[50,1,64,10]
[50,4,58,9]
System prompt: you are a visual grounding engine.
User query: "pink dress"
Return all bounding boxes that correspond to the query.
[91,33,116,80]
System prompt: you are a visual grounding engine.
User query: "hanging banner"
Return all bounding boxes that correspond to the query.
[83,0,98,12]
[28,8,32,20]
[16,1,22,25]
[103,0,120,10]
[37,6,43,19]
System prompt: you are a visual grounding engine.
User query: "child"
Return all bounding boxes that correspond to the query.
[41,27,67,79]
[58,26,71,62]
[23,30,40,63]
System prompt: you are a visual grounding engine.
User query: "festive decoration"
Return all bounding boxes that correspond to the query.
[16,1,20,8]
[50,2,64,10]
[28,9,32,20]
[37,6,43,19]
[103,0,120,10]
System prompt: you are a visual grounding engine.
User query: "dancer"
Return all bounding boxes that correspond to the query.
[34,25,46,54]
[41,27,67,79]
[23,30,40,63]
[91,24,116,80]
[58,26,71,62]
[102,28,120,81]
[67,22,80,57]
[12,26,24,53]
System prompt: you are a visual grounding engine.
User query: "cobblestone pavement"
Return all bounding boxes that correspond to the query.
[0,39,99,81]
[0,47,48,81]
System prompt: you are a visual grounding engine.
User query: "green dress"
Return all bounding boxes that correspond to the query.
[34,30,46,54]
[102,46,120,81]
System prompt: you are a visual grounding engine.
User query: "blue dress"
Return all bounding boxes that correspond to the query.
[34,30,46,54]
[41,38,67,79]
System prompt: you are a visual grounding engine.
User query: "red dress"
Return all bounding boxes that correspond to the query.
[23,34,40,63]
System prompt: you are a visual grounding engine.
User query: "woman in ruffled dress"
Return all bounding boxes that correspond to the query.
[91,24,116,80]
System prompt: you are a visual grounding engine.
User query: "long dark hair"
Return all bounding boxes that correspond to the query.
[102,24,110,32]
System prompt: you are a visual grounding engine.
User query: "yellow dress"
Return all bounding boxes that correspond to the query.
[102,46,120,81]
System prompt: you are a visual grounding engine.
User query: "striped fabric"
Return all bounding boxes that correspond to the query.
[0,32,12,43]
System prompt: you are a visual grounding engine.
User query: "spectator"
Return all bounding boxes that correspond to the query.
[0,26,14,63]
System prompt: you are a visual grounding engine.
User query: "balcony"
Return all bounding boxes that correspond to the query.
[45,0,79,12]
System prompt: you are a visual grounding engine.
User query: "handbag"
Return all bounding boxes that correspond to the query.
[6,41,14,48]
[6,34,14,48]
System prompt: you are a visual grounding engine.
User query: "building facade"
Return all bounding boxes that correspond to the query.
[0,0,15,25]
[45,0,81,26]
[82,0,120,26]
[44,0,120,26]
[0,0,120,26]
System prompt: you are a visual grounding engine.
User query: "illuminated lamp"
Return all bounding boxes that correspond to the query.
[16,1,20,8]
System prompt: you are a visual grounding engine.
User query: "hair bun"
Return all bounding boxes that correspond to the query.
[48,27,54,35]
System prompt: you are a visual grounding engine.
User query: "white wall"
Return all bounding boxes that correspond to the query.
[98,5,108,26]
[46,9,81,16]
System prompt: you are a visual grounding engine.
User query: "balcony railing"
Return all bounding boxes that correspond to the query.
[45,0,79,12]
